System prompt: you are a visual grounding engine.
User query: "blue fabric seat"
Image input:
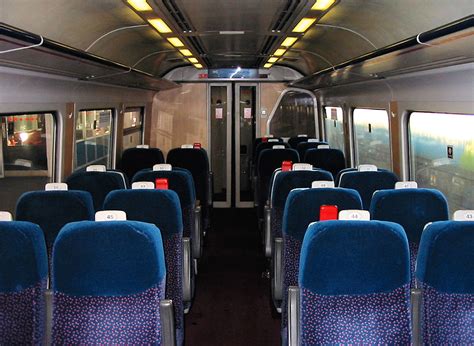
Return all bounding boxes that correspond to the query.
[16,190,95,262]
[416,220,474,344]
[270,169,333,240]
[370,188,449,287]
[65,170,127,211]
[296,141,327,160]
[338,170,399,209]
[253,142,290,175]
[167,147,211,229]
[253,137,283,160]
[256,148,299,219]
[103,189,184,343]
[304,148,346,179]
[296,220,411,344]
[288,136,314,149]
[52,220,167,344]
[120,147,165,181]
[132,168,202,258]
[280,188,362,337]
[0,221,48,344]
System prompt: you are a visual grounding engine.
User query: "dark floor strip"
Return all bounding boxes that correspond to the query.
[185,208,280,345]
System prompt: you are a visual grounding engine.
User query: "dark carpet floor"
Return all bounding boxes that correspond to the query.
[184,208,281,345]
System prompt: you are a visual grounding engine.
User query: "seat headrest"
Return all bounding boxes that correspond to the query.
[395,181,418,189]
[417,221,474,293]
[53,221,166,296]
[181,144,194,149]
[136,144,150,149]
[86,165,107,172]
[95,210,127,221]
[299,220,409,295]
[131,181,155,190]
[153,163,172,171]
[317,144,330,149]
[0,211,13,221]
[339,209,370,220]
[293,163,312,171]
[453,210,474,221]
[311,180,335,188]
[358,164,377,172]
[272,145,285,149]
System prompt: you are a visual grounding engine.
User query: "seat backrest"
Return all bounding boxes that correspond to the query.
[253,141,290,172]
[256,148,299,216]
[16,191,95,258]
[296,141,327,159]
[253,137,283,159]
[103,189,184,340]
[281,188,362,330]
[132,168,195,237]
[370,188,449,286]
[270,169,333,239]
[298,220,411,344]
[167,147,209,205]
[304,148,346,179]
[0,221,47,344]
[52,220,166,344]
[65,170,127,211]
[120,147,165,181]
[339,170,399,209]
[288,135,314,149]
[416,220,474,344]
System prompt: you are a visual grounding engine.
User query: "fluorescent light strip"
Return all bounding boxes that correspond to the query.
[179,49,193,56]
[188,58,199,64]
[167,37,184,47]
[268,57,278,63]
[273,48,287,57]
[194,64,203,69]
[281,37,298,47]
[127,0,152,11]
[264,63,273,69]
[148,18,172,33]
[312,0,335,10]
[292,17,316,33]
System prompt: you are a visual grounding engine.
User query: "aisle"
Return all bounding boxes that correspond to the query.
[185,208,280,345]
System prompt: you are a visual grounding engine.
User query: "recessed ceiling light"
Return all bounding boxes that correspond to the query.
[281,37,298,47]
[292,18,316,33]
[194,64,203,69]
[167,37,185,47]
[264,63,273,69]
[312,0,335,11]
[273,48,287,57]
[268,57,278,63]
[148,19,172,33]
[127,0,152,11]
[179,49,193,56]
[188,57,199,64]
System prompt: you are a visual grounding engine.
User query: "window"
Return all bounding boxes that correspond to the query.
[353,108,391,169]
[409,112,474,213]
[324,107,345,152]
[75,109,113,169]
[0,112,56,214]
[122,108,144,152]
[268,91,316,138]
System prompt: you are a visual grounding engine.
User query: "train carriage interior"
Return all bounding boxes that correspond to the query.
[0,0,473,345]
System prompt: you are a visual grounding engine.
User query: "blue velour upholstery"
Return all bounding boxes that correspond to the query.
[288,136,314,149]
[16,190,95,257]
[132,168,196,239]
[253,137,283,159]
[53,220,166,296]
[338,170,399,209]
[304,148,346,179]
[298,220,411,344]
[417,221,474,294]
[0,221,48,292]
[120,147,165,181]
[370,189,449,244]
[256,148,300,218]
[296,141,327,160]
[253,142,290,174]
[416,221,474,344]
[52,220,166,344]
[270,169,333,239]
[300,220,410,294]
[280,187,363,337]
[65,170,127,211]
[0,221,48,344]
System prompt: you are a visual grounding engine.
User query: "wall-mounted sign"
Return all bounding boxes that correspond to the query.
[215,108,223,119]
[244,107,252,119]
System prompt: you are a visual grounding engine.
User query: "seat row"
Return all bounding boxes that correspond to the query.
[287,213,473,345]
[0,211,181,345]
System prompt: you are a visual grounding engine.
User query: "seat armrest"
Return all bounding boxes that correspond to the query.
[411,288,422,346]
[272,237,283,302]
[160,299,176,346]
[182,237,192,302]
[193,206,202,258]
[264,205,272,257]
[288,286,300,346]
[208,171,214,206]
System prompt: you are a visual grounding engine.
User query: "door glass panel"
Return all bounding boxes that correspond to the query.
[123,108,144,151]
[210,86,228,202]
[0,113,55,215]
[324,106,345,152]
[238,86,256,203]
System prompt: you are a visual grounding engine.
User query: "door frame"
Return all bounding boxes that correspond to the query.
[234,82,259,208]
[208,83,232,208]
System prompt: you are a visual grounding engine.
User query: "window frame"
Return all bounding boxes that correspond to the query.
[352,107,392,169]
[322,105,346,153]
[122,106,145,150]
[74,108,115,171]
